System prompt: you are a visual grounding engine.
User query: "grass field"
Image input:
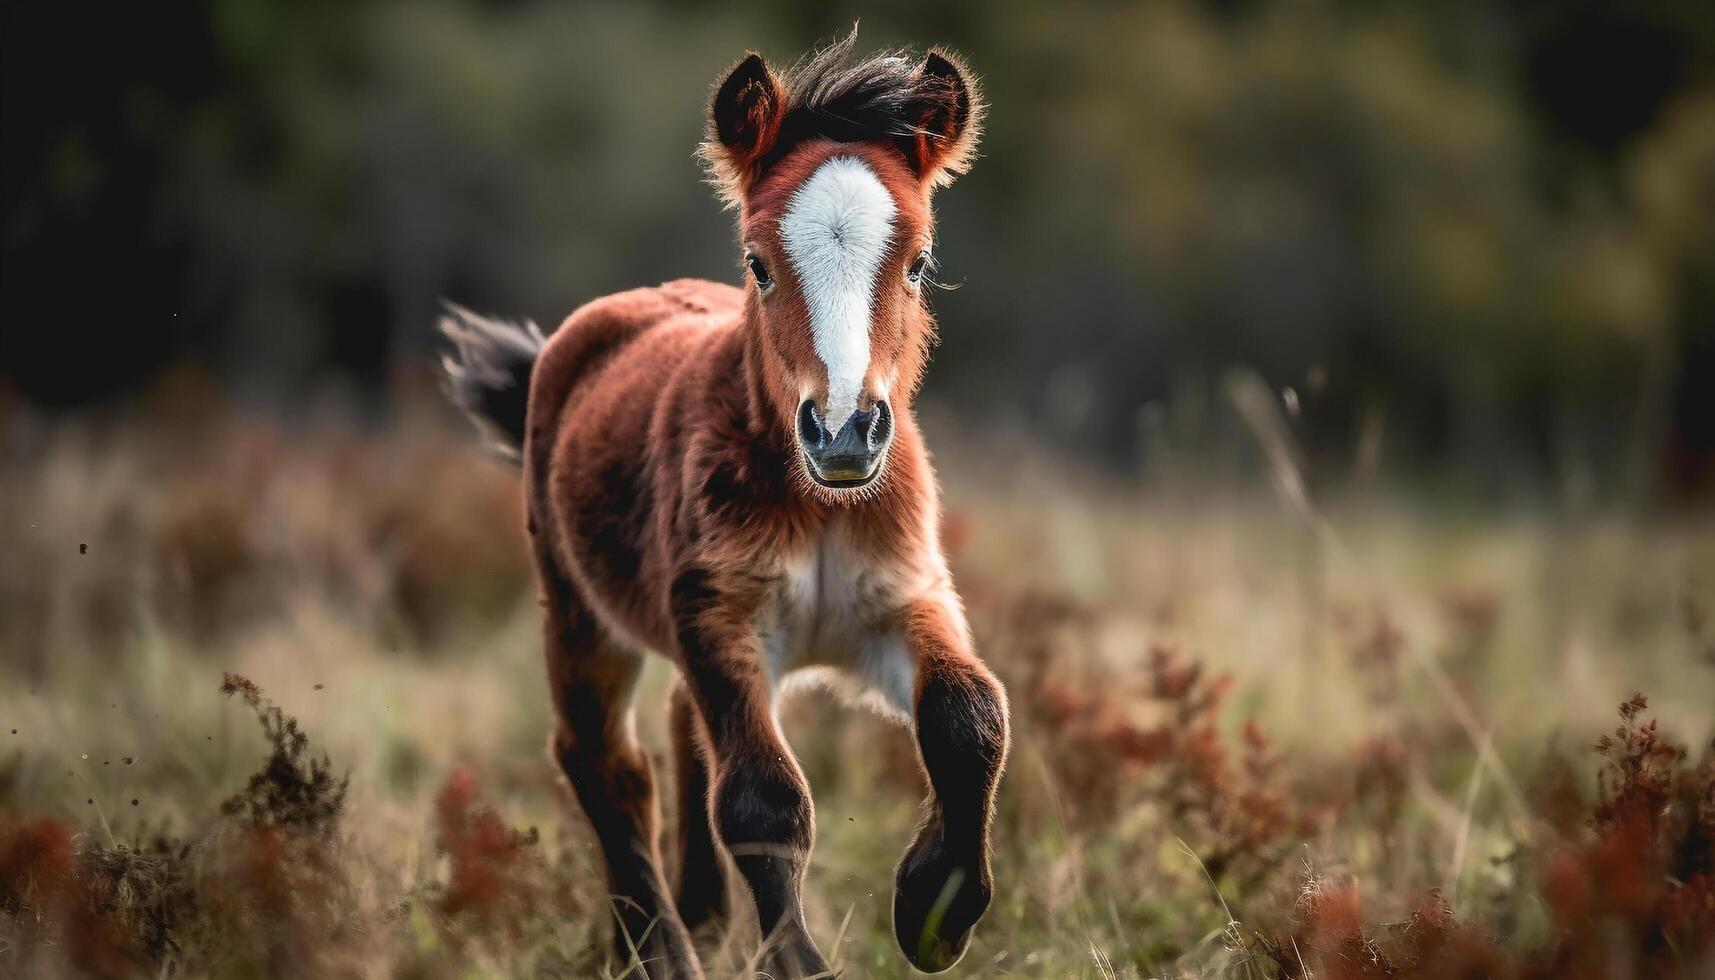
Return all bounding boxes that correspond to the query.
[3,387,1714,978]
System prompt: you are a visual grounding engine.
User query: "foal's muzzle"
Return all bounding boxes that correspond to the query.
[796,399,894,489]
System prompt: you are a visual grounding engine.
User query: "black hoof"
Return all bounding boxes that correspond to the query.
[893,840,991,973]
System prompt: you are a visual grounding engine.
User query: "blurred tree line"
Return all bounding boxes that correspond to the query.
[3,0,1713,499]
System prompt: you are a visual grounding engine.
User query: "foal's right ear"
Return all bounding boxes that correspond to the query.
[701,53,786,208]
[906,49,983,190]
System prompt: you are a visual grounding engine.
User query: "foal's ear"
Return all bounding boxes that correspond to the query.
[701,53,786,207]
[905,49,983,190]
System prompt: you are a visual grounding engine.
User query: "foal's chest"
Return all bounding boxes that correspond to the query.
[767,534,886,665]
[756,532,915,715]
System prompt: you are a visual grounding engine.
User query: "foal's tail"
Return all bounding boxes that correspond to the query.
[437,303,545,463]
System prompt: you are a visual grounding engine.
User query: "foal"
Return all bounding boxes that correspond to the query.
[442,34,1008,978]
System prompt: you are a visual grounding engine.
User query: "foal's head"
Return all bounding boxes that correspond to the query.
[701,34,981,494]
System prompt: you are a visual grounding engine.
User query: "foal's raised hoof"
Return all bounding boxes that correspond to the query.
[892,833,992,973]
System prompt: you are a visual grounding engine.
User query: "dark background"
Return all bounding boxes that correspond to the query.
[4,0,1714,501]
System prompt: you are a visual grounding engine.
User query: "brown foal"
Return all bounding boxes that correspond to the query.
[441,31,1008,978]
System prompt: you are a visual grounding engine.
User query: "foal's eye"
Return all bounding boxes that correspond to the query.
[746,254,773,290]
[906,251,931,288]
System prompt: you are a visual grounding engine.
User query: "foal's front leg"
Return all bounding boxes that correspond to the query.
[894,595,1010,973]
[670,571,830,977]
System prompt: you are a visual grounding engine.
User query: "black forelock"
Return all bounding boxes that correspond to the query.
[759,28,951,171]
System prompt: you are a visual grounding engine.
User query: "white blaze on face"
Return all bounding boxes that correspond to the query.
[778,157,897,428]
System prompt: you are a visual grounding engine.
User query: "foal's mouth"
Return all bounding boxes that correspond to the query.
[799,450,886,490]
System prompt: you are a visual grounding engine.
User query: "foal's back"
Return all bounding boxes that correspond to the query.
[523,278,746,652]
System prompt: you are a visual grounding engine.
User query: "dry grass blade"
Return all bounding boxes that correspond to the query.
[1446,759,1485,906]
[1226,365,1533,837]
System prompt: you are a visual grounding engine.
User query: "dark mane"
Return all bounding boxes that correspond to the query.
[761,29,969,171]
[699,27,982,206]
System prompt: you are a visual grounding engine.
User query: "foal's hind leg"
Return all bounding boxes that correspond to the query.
[540,567,702,979]
[668,675,727,930]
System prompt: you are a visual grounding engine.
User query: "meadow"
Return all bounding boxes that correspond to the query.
[3,379,1713,978]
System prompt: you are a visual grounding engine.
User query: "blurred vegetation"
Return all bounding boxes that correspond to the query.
[4,0,1715,500]
[4,407,1715,976]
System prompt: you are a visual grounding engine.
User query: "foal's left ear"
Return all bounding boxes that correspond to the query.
[904,49,984,190]
[701,52,787,208]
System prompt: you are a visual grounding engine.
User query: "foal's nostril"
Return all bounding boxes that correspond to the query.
[849,405,875,443]
[868,400,893,452]
[796,400,831,449]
